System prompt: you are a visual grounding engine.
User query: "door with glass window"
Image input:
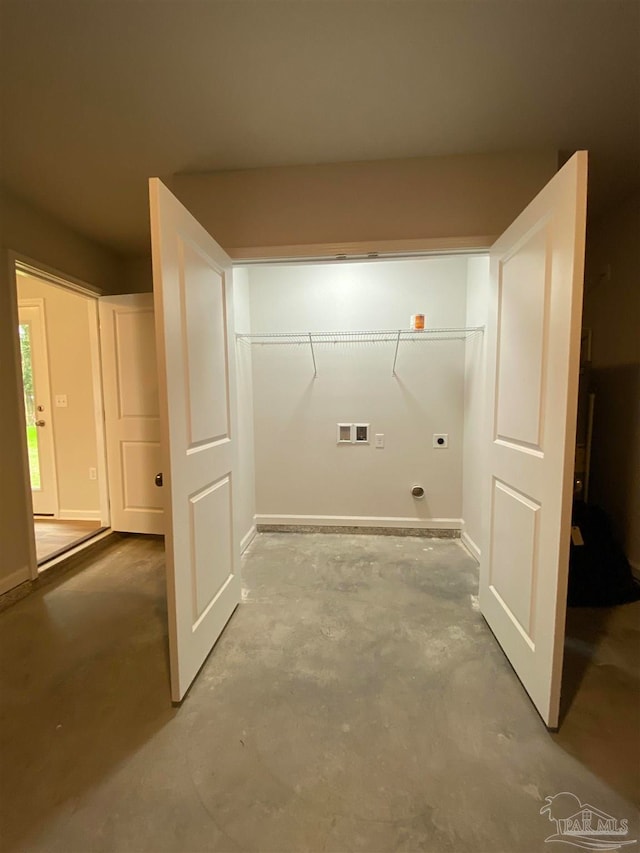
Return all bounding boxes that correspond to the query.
[18,302,58,516]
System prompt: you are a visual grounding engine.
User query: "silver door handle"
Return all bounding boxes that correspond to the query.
[35,420,46,427]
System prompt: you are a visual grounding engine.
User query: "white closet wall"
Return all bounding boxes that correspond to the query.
[462,256,491,558]
[233,268,257,551]
[245,257,471,529]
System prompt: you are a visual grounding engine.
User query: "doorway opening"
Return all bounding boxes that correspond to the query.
[15,264,110,567]
[232,253,489,552]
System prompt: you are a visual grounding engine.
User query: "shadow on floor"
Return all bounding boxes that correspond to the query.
[0,535,174,851]
[560,605,614,722]
[555,602,640,803]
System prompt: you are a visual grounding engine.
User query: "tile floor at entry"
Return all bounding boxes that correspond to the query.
[0,533,637,852]
[33,517,102,563]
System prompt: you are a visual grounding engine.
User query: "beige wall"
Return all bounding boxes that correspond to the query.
[166,150,558,254]
[0,187,122,590]
[17,275,101,518]
[0,187,123,292]
[121,253,154,294]
[582,193,640,570]
[130,150,558,291]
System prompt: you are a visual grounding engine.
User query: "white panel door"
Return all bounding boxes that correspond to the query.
[480,152,587,728]
[18,302,58,516]
[99,294,164,534]
[149,178,241,702]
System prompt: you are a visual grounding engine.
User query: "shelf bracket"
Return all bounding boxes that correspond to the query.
[392,330,401,376]
[308,333,317,378]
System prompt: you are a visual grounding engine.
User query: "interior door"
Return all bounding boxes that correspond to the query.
[99,294,164,534]
[480,152,587,728]
[149,178,241,702]
[18,302,58,516]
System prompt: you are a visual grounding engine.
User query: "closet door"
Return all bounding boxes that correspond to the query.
[99,293,164,534]
[150,178,241,702]
[480,152,587,728]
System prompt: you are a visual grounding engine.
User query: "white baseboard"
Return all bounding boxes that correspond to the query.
[240,524,258,554]
[460,531,481,563]
[255,514,462,530]
[58,510,102,521]
[0,567,30,596]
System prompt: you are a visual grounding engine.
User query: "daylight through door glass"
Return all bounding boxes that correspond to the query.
[19,322,41,490]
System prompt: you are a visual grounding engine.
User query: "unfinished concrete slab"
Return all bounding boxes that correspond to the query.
[0,533,637,852]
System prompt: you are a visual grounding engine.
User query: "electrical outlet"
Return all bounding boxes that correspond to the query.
[433,434,449,448]
[89,467,97,480]
[375,433,384,449]
[55,394,68,408]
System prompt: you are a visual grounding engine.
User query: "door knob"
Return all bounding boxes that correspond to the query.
[35,420,46,427]
[155,472,163,487]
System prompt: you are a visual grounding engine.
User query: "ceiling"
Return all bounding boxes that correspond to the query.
[1,0,638,255]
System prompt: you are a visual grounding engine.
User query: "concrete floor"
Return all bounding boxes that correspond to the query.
[0,533,638,853]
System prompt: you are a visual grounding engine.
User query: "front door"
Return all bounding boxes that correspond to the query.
[480,152,588,728]
[18,301,58,516]
[149,178,242,702]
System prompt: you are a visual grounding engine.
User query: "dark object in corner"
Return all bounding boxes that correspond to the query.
[568,502,640,607]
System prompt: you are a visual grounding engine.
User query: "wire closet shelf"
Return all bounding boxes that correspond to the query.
[236,326,484,377]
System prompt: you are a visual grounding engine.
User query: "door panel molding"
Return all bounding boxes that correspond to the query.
[150,178,241,702]
[480,152,588,728]
[99,293,164,534]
